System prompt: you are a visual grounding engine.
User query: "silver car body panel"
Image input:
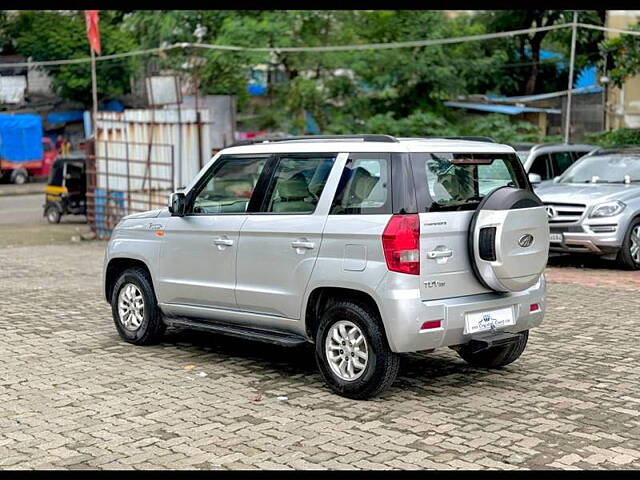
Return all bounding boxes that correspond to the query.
[104,139,547,353]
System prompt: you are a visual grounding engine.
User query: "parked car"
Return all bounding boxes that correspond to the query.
[0,113,57,184]
[511,143,598,188]
[536,147,640,269]
[103,135,549,399]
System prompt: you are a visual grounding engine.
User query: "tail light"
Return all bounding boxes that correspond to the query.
[382,214,420,275]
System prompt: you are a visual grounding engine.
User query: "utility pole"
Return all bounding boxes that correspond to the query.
[564,10,578,144]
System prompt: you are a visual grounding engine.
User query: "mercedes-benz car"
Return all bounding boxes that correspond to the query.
[536,147,640,269]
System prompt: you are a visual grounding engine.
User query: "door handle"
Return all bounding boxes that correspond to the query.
[426,249,453,259]
[213,237,234,247]
[291,240,315,250]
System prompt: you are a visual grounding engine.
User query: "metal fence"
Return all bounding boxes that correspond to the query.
[86,108,211,238]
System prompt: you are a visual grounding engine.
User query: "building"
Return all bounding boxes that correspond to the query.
[604,10,640,129]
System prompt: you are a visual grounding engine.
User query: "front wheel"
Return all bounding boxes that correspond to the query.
[457,330,529,368]
[315,300,400,400]
[111,267,165,345]
[616,219,640,270]
[11,169,28,185]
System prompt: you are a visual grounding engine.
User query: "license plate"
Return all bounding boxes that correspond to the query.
[465,306,515,334]
[549,233,563,243]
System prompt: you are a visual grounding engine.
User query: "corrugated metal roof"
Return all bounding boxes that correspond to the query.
[484,85,603,104]
[444,102,561,115]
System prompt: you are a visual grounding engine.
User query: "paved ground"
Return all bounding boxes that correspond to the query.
[1,237,639,470]
[0,193,91,248]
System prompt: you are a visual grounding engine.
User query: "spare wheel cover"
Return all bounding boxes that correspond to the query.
[468,186,549,293]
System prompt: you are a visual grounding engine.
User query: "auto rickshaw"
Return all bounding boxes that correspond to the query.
[43,155,87,224]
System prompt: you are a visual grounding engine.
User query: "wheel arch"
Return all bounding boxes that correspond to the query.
[105,257,153,303]
[303,286,386,342]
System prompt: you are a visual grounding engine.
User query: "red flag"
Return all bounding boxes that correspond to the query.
[84,10,101,55]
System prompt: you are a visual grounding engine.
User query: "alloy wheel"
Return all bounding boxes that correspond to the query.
[117,283,145,331]
[631,225,640,265]
[325,320,369,381]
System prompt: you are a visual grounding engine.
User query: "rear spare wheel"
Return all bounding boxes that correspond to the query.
[468,186,549,292]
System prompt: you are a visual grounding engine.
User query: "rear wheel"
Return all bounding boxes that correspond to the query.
[315,300,399,400]
[111,267,165,345]
[45,205,61,224]
[457,330,529,368]
[616,219,640,270]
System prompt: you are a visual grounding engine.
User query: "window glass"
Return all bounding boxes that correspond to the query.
[261,155,335,214]
[529,155,549,179]
[330,155,391,214]
[420,153,525,210]
[550,152,574,176]
[191,156,268,214]
[560,154,640,183]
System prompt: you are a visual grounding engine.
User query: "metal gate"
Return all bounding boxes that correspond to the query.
[86,108,210,238]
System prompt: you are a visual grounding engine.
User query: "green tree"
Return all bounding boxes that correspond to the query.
[7,10,136,105]
[599,24,640,88]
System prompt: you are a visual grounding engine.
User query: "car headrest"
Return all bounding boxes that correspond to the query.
[349,167,379,201]
[277,173,310,200]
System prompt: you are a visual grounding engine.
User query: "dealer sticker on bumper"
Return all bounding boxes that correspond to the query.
[465,306,515,334]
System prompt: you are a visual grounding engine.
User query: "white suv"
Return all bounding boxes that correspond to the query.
[103,135,549,399]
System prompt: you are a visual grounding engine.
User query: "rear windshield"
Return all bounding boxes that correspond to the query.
[412,152,528,211]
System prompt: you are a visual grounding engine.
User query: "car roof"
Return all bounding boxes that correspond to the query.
[221,137,516,155]
[592,147,640,155]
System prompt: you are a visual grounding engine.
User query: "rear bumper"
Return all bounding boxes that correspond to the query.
[376,274,546,354]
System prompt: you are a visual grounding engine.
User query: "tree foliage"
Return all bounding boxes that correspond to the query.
[6,11,136,104]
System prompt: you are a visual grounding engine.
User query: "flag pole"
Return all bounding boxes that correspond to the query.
[90,47,98,135]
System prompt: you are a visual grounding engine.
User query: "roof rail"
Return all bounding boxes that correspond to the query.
[439,136,497,143]
[231,134,399,146]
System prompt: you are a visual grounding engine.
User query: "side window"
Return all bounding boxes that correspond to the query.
[190,156,268,214]
[529,155,550,179]
[330,153,391,214]
[260,155,336,214]
[550,152,574,177]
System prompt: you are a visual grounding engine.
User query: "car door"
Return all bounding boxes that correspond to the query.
[235,152,343,320]
[156,154,270,315]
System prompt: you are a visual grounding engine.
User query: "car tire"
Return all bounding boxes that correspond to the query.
[616,219,640,270]
[45,205,61,224]
[111,267,165,345]
[457,330,529,368]
[315,300,400,400]
[11,169,28,185]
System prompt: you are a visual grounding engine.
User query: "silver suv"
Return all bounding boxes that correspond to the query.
[103,135,550,399]
[536,147,640,269]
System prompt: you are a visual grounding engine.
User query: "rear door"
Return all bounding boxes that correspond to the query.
[411,152,529,301]
[235,153,342,320]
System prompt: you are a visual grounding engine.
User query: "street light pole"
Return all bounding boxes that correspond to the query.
[564,10,578,144]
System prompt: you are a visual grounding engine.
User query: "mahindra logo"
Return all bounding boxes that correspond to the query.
[518,234,534,248]
[546,206,557,219]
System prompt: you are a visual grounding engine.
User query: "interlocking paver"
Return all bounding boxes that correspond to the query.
[1,242,640,469]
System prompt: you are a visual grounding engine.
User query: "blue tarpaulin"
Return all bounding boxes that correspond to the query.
[46,110,85,125]
[0,113,43,162]
[444,102,561,115]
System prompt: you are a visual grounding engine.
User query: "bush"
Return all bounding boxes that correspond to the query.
[584,128,640,148]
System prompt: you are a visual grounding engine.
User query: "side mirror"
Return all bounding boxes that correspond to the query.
[168,192,186,216]
[553,176,561,184]
[528,173,542,185]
